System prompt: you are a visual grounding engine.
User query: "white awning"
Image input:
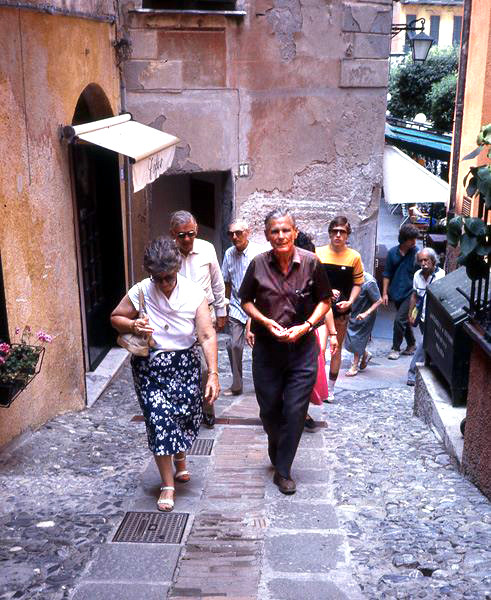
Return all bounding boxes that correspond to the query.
[383,144,449,205]
[63,114,179,192]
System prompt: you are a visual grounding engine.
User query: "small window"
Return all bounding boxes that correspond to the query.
[430,15,440,45]
[142,0,236,10]
[404,14,417,53]
[453,16,462,46]
[0,253,9,343]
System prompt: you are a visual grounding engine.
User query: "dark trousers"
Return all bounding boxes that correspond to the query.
[252,334,318,479]
[392,295,416,351]
[226,317,245,393]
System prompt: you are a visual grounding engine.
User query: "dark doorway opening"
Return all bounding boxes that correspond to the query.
[150,171,233,259]
[71,85,126,371]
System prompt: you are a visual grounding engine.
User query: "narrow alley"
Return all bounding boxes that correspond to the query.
[1,336,490,600]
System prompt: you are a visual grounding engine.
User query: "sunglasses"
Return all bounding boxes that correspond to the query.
[152,273,177,284]
[330,228,348,235]
[228,230,244,238]
[176,231,197,239]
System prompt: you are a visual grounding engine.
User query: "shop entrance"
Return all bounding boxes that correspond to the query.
[150,171,234,259]
[71,85,126,371]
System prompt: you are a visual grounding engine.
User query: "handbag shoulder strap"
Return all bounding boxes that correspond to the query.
[137,284,147,318]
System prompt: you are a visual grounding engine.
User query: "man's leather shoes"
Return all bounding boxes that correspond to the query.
[202,412,215,429]
[273,472,296,495]
[223,388,242,397]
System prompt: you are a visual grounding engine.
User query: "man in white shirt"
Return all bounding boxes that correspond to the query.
[407,247,445,386]
[170,210,227,427]
[221,219,264,396]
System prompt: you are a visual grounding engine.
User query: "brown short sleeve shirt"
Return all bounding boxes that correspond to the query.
[239,247,332,337]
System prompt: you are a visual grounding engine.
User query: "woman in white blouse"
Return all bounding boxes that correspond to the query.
[111,238,220,512]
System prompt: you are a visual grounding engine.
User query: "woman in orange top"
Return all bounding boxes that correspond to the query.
[316,216,364,401]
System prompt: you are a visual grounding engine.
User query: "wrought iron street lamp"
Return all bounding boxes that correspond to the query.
[391,17,434,63]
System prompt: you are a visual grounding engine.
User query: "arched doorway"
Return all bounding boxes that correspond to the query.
[71,84,126,371]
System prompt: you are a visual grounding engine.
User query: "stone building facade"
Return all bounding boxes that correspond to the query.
[121,0,391,269]
[0,1,124,446]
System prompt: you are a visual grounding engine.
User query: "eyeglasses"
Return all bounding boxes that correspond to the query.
[176,231,197,239]
[330,228,348,235]
[152,273,177,284]
[228,230,244,238]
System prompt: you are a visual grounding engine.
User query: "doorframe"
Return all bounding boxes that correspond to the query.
[68,145,90,373]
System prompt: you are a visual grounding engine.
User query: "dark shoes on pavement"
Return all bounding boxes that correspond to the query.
[223,388,242,397]
[304,415,317,432]
[273,472,296,494]
[401,345,416,356]
[202,411,215,429]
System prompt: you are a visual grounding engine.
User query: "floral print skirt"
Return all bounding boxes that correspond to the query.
[131,347,202,455]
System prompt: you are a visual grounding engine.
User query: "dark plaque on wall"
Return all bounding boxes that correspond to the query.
[424,267,472,405]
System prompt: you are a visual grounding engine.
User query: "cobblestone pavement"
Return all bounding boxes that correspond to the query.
[0,337,490,599]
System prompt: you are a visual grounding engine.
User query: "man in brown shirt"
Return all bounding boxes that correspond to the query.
[239,209,332,494]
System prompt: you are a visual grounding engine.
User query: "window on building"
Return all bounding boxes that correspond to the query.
[142,0,237,10]
[453,16,462,46]
[430,15,440,45]
[404,13,417,53]
[0,253,9,343]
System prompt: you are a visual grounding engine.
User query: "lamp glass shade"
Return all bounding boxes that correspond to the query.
[411,31,434,62]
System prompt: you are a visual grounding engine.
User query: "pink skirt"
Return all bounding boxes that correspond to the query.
[310,332,328,405]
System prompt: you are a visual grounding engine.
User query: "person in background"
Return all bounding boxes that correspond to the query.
[344,272,382,376]
[110,238,219,512]
[382,224,420,360]
[240,209,332,494]
[316,216,364,401]
[221,219,263,396]
[294,231,338,429]
[407,247,445,386]
[170,210,226,429]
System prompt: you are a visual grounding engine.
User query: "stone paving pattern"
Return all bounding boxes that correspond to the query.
[0,336,490,599]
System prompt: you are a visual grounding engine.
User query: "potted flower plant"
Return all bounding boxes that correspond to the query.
[0,326,52,408]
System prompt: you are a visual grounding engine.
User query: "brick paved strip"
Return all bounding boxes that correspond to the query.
[169,425,268,599]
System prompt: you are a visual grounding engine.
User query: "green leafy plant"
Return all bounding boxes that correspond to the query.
[447,124,491,280]
[388,46,458,132]
[0,326,51,384]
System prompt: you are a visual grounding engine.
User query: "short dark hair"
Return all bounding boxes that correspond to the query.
[398,224,420,244]
[294,231,315,252]
[264,208,296,231]
[328,216,351,235]
[143,237,182,275]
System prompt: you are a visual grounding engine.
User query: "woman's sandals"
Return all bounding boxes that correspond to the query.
[345,365,359,377]
[157,486,175,512]
[174,455,191,483]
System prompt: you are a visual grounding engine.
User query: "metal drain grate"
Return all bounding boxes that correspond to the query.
[187,438,214,455]
[113,511,188,544]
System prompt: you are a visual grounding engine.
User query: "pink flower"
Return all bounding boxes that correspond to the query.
[37,332,52,343]
[36,331,53,344]
[0,343,10,354]
[15,327,20,335]
[0,356,5,365]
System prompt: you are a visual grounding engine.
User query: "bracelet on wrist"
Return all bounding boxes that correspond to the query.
[208,371,219,376]
[329,332,337,336]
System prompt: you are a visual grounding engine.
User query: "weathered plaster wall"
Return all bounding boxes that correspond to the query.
[453,1,491,216]
[0,0,115,17]
[0,8,120,446]
[123,0,390,270]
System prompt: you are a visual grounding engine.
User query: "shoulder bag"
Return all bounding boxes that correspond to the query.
[117,285,155,356]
